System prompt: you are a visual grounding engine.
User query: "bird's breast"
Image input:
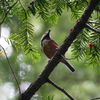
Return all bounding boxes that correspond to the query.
[41,39,58,59]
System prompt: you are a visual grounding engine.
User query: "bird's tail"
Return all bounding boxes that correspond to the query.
[61,59,75,72]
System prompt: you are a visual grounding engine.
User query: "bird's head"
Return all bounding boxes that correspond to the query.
[41,30,51,42]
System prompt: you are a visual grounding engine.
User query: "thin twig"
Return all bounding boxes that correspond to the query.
[87,21,100,25]
[61,54,79,60]
[84,0,88,4]
[95,7,100,12]
[0,1,21,94]
[47,79,76,100]
[0,0,19,25]
[85,24,100,33]
[18,0,27,18]
[66,55,79,60]
[18,0,25,11]
[91,97,100,100]
[0,45,21,95]
[0,25,1,38]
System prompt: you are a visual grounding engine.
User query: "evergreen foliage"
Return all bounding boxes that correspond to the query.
[29,0,100,66]
[0,0,40,62]
[44,94,54,100]
[28,0,66,23]
[0,0,100,64]
[0,0,100,100]
[72,21,100,66]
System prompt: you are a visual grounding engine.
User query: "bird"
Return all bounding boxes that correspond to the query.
[40,30,75,72]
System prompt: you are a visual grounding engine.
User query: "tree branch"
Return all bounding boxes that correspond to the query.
[0,0,19,25]
[18,0,100,100]
[0,45,21,95]
[85,24,100,33]
[91,97,100,100]
[0,0,19,38]
[95,7,100,12]
[47,79,75,100]
[87,21,100,25]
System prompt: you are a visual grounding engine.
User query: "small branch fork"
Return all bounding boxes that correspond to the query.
[87,21,100,25]
[85,21,100,33]
[47,79,75,100]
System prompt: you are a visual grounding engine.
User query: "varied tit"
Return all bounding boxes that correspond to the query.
[40,30,75,72]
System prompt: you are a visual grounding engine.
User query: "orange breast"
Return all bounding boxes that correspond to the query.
[42,40,59,59]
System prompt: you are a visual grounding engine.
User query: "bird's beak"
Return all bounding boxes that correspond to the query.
[48,30,51,33]
[45,30,51,35]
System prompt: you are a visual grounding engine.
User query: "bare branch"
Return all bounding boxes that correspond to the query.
[91,97,100,100]
[47,79,76,100]
[0,45,21,95]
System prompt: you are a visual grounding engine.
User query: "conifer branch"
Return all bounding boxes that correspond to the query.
[18,0,100,100]
[18,0,27,15]
[0,45,21,95]
[85,24,100,33]
[0,0,19,25]
[87,21,100,25]
[47,79,75,100]
[95,7,100,12]
[0,0,19,38]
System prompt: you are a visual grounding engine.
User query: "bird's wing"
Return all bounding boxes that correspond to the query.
[51,39,59,46]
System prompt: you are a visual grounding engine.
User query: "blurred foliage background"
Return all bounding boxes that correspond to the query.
[0,0,100,100]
